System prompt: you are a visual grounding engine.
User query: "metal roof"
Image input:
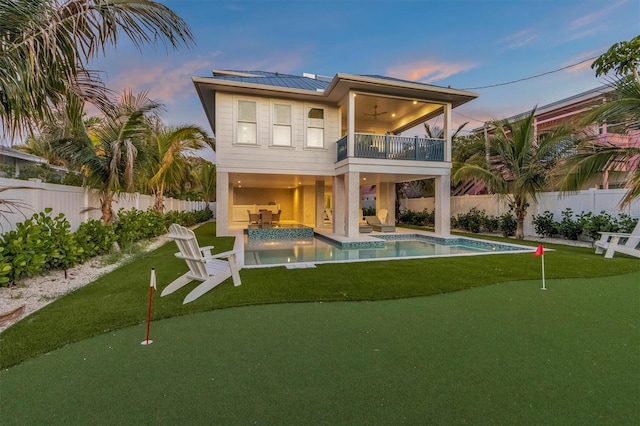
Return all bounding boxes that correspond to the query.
[210,70,329,91]
[358,74,451,91]
[207,70,456,93]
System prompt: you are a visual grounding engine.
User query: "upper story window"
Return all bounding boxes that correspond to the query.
[272,104,292,146]
[237,100,257,144]
[307,107,324,148]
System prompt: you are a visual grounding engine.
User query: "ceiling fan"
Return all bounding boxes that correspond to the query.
[364,105,388,119]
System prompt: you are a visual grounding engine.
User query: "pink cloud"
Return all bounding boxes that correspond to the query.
[386,60,476,84]
[107,56,217,105]
[564,50,600,74]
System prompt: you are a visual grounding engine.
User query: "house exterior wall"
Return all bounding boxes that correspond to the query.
[214,93,339,175]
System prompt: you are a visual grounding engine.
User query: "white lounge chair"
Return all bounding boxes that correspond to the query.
[359,209,372,233]
[594,221,640,259]
[377,208,389,224]
[161,224,241,304]
[365,215,395,232]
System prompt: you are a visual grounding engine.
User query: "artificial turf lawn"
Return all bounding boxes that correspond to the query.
[1,272,639,425]
[1,221,640,369]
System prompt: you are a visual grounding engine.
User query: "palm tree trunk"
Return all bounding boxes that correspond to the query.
[153,181,165,212]
[153,194,164,212]
[515,215,525,239]
[101,197,114,225]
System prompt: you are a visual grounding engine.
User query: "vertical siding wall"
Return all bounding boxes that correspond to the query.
[215,93,339,174]
[402,189,640,236]
[0,177,206,232]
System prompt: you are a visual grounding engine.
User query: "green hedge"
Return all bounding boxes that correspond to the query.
[532,208,638,241]
[0,207,213,286]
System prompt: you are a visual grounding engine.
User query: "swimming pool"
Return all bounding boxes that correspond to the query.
[243,233,534,267]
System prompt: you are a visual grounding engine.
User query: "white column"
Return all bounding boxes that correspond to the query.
[386,183,396,225]
[376,182,396,224]
[347,92,356,158]
[345,171,360,237]
[435,174,451,236]
[315,180,324,228]
[216,171,229,236]
[444,103,452,162]
[333,174,345,235]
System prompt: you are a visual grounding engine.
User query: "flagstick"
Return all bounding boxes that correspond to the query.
[541,254,547,291]
[141,268,156,345]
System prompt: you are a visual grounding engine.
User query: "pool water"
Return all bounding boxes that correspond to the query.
[243,234,531,267]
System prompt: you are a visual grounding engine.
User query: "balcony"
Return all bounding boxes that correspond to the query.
[336,133,445,162]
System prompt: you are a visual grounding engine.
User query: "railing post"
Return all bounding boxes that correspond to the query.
[414,136,418,160]
[385,133,390,158]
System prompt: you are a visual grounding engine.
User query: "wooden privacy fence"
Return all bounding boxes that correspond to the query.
[401,188,640,236]
[0,177,206,232]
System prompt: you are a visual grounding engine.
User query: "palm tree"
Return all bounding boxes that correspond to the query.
[55,90,161,224]
[144,124,215,212]
[196,162,217,210]
[0,0,193,137]
[454,109,575,239]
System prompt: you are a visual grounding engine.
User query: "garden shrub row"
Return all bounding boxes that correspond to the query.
[0,207,213,286]
[451,207,517,237]
[532,208,638,241]
[397,207,517,237]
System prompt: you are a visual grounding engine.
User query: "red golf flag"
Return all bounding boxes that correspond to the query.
[534,244,544,257]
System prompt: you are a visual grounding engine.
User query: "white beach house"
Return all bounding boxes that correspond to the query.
[193,70,478,238]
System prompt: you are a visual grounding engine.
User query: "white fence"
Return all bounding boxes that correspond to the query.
[0,177,207,233]
[401,188,640,236]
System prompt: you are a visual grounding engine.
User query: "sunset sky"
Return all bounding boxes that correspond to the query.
[87,0,639,161]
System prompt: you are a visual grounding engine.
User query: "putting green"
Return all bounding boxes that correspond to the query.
[2,272,639,425]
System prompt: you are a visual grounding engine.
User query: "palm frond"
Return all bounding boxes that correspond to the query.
[0,0,193,137]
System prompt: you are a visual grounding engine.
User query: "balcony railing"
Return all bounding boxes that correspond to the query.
[336,133,445,162]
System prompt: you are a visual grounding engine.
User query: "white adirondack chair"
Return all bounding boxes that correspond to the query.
[594,221,640,259]
[161,224,241,304]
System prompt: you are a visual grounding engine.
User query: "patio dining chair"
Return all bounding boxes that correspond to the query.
[261,210,273,224]
[248,210,260,224]
[161,224,241,304]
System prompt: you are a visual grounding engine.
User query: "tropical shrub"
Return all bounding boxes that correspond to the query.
[455,208,487,233]
[0,215,49,284]
[532,211,559,237]
[113,208,167,249]
[617,214,639,233]
[483,215,500,233]
[580,211,618,241]
[362,206,376,217]
[0,246,12,286]
[74,219,118,260]
[558,208,585,240]
[36,209,83,273]
[498,212,517,237]
[163,209,212,227]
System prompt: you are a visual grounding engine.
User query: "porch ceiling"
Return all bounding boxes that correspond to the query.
[228,172,439,189]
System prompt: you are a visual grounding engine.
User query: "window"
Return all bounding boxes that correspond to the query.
[237,100,256,144]
[272,104,292,146]
[307,107,324,148]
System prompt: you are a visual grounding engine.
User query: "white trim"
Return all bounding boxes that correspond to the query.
[305,104,325,149]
